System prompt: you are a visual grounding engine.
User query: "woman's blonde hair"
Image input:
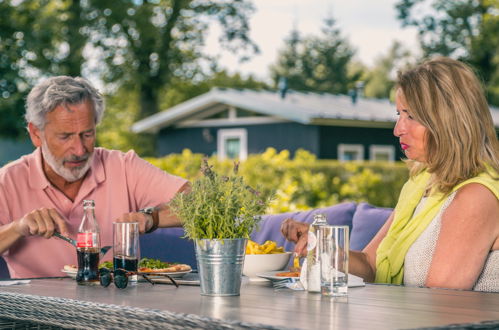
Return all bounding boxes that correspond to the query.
[397,56,499,194]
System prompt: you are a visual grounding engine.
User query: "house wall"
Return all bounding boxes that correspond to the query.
[318,126,404,160]
[157,122,405,160]
[157,123,320,157]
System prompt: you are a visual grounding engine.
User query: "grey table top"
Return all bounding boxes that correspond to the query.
[0,278,498,329]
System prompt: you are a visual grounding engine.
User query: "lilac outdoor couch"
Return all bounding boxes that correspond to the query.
[0,202,392,278]
[140,202,392,269]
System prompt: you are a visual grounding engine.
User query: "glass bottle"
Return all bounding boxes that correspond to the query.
[76,199,100,285]
[306,213,328,292]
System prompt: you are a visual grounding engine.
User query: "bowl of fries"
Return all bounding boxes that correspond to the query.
[243,240,292,279]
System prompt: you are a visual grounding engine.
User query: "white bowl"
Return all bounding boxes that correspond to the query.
[243,252,292,278]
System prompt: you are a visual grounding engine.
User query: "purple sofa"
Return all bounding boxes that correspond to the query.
[0,202,392,278]
[138,202,391,270]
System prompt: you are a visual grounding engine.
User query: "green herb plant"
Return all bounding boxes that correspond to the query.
[170,158,273,240]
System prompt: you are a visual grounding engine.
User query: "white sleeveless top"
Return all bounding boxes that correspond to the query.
[404,191,499,292]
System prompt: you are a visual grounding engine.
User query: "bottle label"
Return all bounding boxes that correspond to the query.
[307,231,317,251]
[77,233,97,248]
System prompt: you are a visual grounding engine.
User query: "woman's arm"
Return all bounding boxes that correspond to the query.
[350,211,394,282]
[425,183,499,289]
[281,211,395,283]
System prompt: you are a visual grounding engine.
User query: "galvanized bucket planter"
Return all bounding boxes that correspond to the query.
[195,238,247,296]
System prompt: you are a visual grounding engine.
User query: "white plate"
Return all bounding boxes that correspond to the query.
[61,269,77,279]
[256,271,300,281]
[62,268,192,280]
[138,270,192,279]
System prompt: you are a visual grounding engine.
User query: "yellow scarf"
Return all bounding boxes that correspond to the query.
[375,169,499,284]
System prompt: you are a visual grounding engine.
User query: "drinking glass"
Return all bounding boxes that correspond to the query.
[318,225,349,297]
[113,222,140,282]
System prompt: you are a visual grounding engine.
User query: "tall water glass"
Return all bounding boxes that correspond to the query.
[318,225,349,297]
[113,222,140,282]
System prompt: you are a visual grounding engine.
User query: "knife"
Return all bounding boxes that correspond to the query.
[53,232,77,247]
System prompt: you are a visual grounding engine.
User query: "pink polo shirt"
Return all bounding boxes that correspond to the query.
[0,147,188,278]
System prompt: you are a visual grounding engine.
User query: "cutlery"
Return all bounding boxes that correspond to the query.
[53,232,77,246]
[53,232,112,258]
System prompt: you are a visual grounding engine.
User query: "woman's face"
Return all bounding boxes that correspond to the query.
[393,89,428,162]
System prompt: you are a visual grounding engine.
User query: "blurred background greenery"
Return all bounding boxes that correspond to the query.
[1,0,498,155]
[1,0,496,210]
[147,148,409,210]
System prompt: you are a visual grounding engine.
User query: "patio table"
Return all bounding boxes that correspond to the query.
[0,278,498,329]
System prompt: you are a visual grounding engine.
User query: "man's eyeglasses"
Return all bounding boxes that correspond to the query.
[99,268,178,289]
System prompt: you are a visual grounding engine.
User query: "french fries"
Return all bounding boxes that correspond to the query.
[246,239,285,254]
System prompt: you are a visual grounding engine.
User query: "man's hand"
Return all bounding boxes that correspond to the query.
[115,212,152,234]
[280,218,310,257]
[14,208,69,238]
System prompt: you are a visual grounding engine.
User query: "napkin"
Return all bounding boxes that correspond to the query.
[299,259,365,291]
[0,280,31,286]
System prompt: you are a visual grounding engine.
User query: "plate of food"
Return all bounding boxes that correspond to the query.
[137,258,192,278]
[256,270,301,281]
[61,258,193,279]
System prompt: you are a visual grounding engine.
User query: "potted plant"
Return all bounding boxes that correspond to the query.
[170,158,272,296]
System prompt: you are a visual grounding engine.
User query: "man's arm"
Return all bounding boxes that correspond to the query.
[115,182,191,234]
[155,182,191,229]
[0,208,69,254]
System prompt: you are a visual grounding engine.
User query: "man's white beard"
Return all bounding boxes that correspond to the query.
[41,139,93,182]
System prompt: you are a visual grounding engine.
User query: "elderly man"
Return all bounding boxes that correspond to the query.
[0,76,189,278]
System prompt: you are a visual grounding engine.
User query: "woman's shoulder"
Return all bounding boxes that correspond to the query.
[453,170,499,200]
[453,183,497,208]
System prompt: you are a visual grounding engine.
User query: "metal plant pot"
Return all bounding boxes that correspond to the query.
[195,238,247,296]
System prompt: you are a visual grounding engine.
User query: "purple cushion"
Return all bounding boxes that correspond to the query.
[350,202,392,251]
[0,257,9,279]
[139,227,197,269]
[251,202,357,253]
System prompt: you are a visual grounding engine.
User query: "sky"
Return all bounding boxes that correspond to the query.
[204,0,421,83]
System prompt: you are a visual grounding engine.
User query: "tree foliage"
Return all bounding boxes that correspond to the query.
[363,41,415,100]
[270,17,360,95]
[0,0,258,139]
[88,0,258,120]
[396,0,499,105]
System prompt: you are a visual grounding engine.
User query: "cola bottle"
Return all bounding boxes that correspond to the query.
[306,213,328,292]
[76,199,100,285]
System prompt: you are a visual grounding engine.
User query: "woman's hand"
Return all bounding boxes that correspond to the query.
[280,218,310,257]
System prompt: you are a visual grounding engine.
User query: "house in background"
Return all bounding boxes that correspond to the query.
[131,87,499,161]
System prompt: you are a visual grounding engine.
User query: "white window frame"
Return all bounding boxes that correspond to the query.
[369,145,395,162]
[338,144,364,161]
[217,128,248,160]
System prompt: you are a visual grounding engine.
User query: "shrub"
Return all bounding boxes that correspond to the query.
[148,148,409,213]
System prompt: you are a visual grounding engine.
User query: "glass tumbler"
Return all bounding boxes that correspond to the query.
[113,222,140,282]
[318,225,349,297]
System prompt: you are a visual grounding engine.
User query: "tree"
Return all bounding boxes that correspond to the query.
[0,0,257,139]
[363,41,415,100]
[0,1,28,138]
[396,0,499,105]
[0,0,98,139]
[88,0,258,119]
[270,17,360,95]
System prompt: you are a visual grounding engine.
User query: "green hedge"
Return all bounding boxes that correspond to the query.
[146,148,409,213]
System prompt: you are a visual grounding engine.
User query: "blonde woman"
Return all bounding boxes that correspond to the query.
[281,57,499,291]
